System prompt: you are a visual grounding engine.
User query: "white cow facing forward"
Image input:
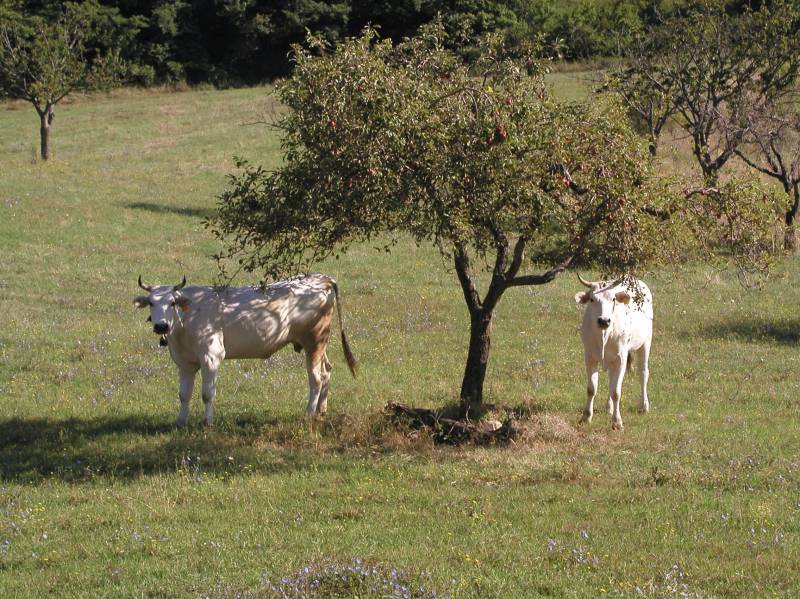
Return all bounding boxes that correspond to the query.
[134,273,357,425]
[574,273,653,430]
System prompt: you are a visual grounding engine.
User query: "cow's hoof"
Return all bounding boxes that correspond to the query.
[176,420,188,429]
[611,421,624,431]
[579,413,592,425]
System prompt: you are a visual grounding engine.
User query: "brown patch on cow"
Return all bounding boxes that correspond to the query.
[303,311,334,369]
[175,295,191,311]
[291,309,332,358]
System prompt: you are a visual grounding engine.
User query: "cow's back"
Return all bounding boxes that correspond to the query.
[217,275,335,359]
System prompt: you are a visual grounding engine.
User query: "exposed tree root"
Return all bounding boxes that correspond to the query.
[384,400,523,445]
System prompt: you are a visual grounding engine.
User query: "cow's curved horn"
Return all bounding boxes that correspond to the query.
[138,275,152,292]
[576,273,594,288]
[173,275,186,291]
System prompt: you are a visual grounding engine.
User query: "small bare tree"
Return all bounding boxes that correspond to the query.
[736,102,800,251]
[0,12,123,160]
[607,0,800,185]
[602,29,676,156]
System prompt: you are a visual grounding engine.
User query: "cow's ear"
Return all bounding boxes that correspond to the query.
[615,290,631,304]
[133,296,150,308]
[575,291,590,305]
[175,296,191,311]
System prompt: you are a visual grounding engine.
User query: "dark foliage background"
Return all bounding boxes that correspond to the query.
[1,0,763,87]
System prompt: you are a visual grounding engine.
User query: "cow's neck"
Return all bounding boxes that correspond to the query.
[167,320,187,344]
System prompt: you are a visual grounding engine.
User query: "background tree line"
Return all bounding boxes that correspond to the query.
[1,0,763,87]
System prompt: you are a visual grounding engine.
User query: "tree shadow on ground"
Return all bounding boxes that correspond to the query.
[0,412,334,484]
[699,316,800,346]
[125,201,215,220]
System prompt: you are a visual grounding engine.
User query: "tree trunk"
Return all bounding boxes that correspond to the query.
[648,128,658,156]
[459,310,494,410]
[39,107,52,160]
[785,185,800,252]
[700,163,719,188]
[784,223,797,252]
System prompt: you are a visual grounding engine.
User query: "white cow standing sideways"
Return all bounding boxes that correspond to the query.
[574,273,653,430]
[133,273,357,426]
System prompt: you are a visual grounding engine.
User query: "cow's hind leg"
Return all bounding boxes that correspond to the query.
[637,343,651,414]
[304,346,326,417]
[580,356,600,424]
[177,366,198,428]
[316,353,333,415]
[200,357,222,427]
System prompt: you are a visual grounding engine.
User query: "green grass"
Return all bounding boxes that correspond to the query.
[1,85,800,598]
[547,69,602,102]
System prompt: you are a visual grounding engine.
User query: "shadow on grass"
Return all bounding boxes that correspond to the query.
[0,413,331,483]
[125,201,215,220]
[700,316,800,346]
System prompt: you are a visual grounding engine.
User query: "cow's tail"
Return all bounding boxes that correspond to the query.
[332,280,358,377]
[626,353,634,373]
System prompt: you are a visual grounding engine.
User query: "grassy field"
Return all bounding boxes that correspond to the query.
[1,85,800,598]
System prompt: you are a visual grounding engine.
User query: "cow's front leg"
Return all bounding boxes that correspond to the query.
[200,357,221,427]
[608,356,626,431]
[580,356,600,424]
[177,366,198,428]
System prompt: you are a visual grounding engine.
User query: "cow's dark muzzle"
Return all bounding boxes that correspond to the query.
[153,322,169,335]
[597,318,611,329]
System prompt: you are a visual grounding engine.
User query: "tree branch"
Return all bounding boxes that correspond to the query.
[684,186,720,199]
[734,148,780,180]
[508,254,574,287]
[548,163,588,195]
[482,225,513,314]
[504,236,527,282]
[641,205,671,220]
[487,219,509,277]
[454,243,482,315]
